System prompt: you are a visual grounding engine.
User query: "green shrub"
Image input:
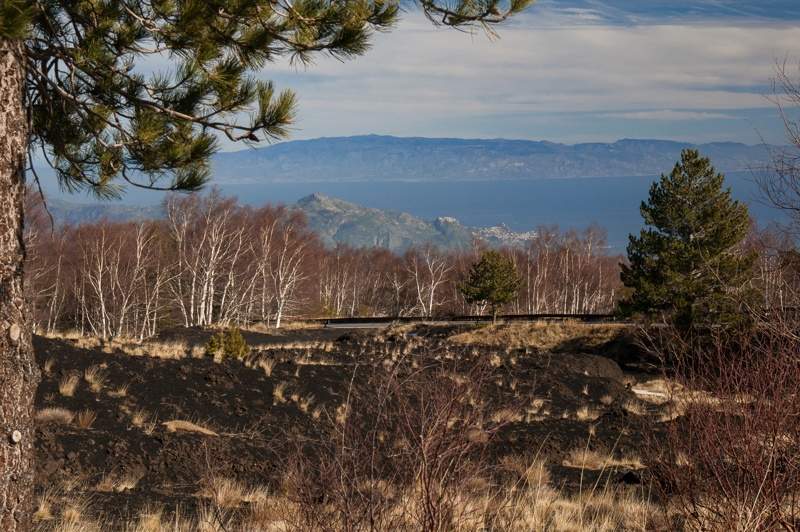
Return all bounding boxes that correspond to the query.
[206,327,249,360]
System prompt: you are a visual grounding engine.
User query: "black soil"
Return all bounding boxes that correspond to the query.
[33,324,664,525]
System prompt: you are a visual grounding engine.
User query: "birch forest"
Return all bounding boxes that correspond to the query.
[24,190,798,338]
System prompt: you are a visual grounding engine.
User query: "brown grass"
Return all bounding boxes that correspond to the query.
[96,468,144,493]
[272,381,289,404]
[243,320,321,333]
[491,407,525,424]
[59,374,80,397]
[120,339,188,360]
[448,321,629,351]
[107,383,128,398]
[34,472,663,532]
[562,447,644,470]
[575,405,603,421]
[258,357,277,377]
[162,420,218,436]
[199,476,269,509]
[36,407,75,425]
[622,399,649,416]
[131,409,149,427]
[131,409,157,435]
[83,365,106,392]
[33,488,56,522]
[75,409,97,429]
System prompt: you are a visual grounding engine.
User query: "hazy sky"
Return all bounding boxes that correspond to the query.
[232,0,800,148]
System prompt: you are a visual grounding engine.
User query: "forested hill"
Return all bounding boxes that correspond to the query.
[211,135,776,183]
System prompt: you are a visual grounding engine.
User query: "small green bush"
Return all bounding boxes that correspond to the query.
[206,327,249,360]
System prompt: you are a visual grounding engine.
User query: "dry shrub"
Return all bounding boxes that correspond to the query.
[280,353,500,531]
[643,321,800,531]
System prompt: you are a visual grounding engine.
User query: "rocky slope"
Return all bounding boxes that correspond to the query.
[297,193,536,251]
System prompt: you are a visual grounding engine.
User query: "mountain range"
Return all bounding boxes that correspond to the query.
[211,135,776,183]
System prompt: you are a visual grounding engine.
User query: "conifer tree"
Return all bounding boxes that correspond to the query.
[0,0,529,526]
[461,250,521,323]
[619,149,756,329]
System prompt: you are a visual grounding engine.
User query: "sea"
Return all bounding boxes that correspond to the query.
[42,171,786,253]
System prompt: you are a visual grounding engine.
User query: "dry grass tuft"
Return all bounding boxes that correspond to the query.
[190,344,206,359]
[449,321,629,351]
[258,358,277,377]
[298,394,315,414]
[75,409,97,429]
[96,468,144,493]
[83,365,106,392]
[131,409,149,427]
[60,496,94,527]
[576,405,603,421]
[491,407,525,424]
[162,419,218,436]
[59,374,80,397]
[32,470,664,531]
[562,447,644,470]
[200,476,269,509]
[622,399,649,416]
[272,381,288,404]
[500,455,552,487]
[107,383,128,398]
[36,407,75,425]
[33,488,56,522]
[122,339,188,360]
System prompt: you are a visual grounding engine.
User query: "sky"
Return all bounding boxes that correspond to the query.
[229,0,800,149]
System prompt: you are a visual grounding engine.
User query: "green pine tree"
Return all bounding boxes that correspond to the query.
[619,149,756,329]
[461,250,521,323]
[0,1,530,525]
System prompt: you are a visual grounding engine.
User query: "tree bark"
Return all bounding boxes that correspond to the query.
[0,38,38,531]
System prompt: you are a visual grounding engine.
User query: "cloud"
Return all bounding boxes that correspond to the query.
[531,1,800,26]
[246,13,794,142]
[601,110,740,121]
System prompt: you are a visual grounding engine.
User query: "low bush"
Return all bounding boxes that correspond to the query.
[642,320,800,531]
[206,327,249,360]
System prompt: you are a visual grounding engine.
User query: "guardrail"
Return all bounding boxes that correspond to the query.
[309,313,622,326]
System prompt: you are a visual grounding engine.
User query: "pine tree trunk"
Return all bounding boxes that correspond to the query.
[0,38,39,531]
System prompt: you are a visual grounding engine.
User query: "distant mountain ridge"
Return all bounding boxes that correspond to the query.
[211,135,776,183]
